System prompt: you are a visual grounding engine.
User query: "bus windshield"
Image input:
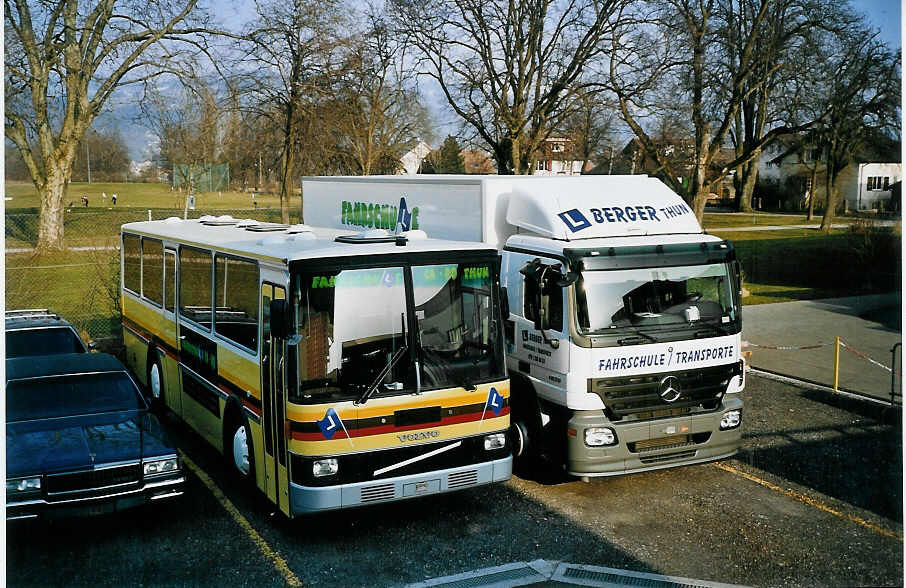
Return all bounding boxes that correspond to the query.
[291,261,504,404]
[575,262,740,338]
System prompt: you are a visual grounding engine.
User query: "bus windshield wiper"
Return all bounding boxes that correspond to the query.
[617,330,657,345]
[357,313,408,406]
[356,345,409,405]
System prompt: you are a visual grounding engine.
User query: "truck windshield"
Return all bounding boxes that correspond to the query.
[291,261,504,404]
[575,262,739,337]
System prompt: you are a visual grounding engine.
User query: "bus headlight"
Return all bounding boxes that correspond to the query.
[484,433,506,450]
[585,427,617,447]
[720,410,741,430]
[313,459,339,477]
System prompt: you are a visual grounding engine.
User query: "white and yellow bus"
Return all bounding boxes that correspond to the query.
[120,216,511,517]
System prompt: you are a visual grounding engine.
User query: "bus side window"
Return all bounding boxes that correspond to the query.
[179,246,213,329]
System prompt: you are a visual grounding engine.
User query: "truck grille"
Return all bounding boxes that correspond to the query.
[590,363,739,420]
[46,463,141,494]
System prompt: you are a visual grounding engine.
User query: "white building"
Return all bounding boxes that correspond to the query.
[854,163,901,210]
[533,138,585,176]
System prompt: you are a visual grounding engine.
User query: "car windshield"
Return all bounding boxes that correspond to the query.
[5,327,86,357]
[6,372,144,422]
[575,262,739,335]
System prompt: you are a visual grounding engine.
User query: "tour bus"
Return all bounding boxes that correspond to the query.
[120,215,511,517]
[303,175,744,480]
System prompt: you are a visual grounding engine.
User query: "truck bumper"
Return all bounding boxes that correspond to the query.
[565,396,743,476]
[289,456,512,515]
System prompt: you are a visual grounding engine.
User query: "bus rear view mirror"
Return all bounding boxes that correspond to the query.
[270,299,289,340]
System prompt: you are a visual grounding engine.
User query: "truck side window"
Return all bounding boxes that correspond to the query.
[542,272,563,332]
[524,263,564,332]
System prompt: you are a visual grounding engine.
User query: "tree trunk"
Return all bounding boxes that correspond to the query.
[279,148,295,225]
[737,156,758,213]
[36,166,70,252]
[820,169,839,231]
[806,166,817,221]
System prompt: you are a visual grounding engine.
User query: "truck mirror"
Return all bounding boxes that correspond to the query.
[500,286,511,319]
[270,299,289,339]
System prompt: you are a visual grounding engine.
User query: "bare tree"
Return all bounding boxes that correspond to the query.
[336,11,432,175]
[609,0,820,219]
[5,0,209,251]
[240,0,346,223]
[391,0,625,175]
[812,28,900,230]
[559,90,617,173]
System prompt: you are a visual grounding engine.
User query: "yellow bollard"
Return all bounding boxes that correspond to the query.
[833,336,841,392]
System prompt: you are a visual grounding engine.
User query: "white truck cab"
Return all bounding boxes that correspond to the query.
[303,175,744,477]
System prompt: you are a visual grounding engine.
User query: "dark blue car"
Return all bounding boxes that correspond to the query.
[6,353,185,520]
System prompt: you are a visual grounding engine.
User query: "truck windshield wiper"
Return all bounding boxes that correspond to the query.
[617,330,657,345]
[693,323,731,337]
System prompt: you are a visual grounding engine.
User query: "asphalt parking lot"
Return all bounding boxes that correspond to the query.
[6,374,902,587]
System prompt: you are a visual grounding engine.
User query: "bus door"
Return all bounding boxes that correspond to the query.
[163,248,182,417]
[261,283,290,515]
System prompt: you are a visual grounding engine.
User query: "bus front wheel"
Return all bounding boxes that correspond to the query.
[147,354,165,413]
[227,414,256,485]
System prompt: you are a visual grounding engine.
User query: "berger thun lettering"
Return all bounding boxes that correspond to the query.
[119,213,511,517]
[304,175,744,479]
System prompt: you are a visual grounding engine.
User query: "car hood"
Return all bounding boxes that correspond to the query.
[6,411,174,478]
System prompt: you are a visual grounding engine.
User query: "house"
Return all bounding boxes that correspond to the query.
[398,141,432,175]
[758,135,901,211]
[533,138,585,175]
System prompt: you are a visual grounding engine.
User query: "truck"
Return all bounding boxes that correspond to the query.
[303,175,744,479]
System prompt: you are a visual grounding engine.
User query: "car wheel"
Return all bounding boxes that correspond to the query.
[147,355,165,412]
[228,416,255,484]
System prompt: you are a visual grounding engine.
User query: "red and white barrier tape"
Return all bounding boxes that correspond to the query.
[839,341,900,376]
[743,341,831,351]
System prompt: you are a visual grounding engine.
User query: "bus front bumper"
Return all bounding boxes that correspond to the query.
[566,396,743,477]
[289,456,512,515]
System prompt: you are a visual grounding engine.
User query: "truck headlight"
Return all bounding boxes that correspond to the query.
[143,457,179,476]
[585,427,617,447]
[483,433,506,450]
[313,459,339,477]
[6,476,41,493]
[720,410,741,430]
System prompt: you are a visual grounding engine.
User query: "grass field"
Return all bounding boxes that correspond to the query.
[4,181,285,210]
[701,210,858,229]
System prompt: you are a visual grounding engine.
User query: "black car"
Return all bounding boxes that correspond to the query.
[5,309,91,357]
[6,353,185,520]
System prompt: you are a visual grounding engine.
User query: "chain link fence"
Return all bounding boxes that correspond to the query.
[6,207,301,349]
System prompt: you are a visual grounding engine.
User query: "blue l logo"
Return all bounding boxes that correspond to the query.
[397,197,412,231]
[558,209,592,233]
[485,387,503,416]
[317,408,344,440]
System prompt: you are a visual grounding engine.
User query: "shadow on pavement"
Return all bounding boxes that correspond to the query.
[737,415,902,522]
